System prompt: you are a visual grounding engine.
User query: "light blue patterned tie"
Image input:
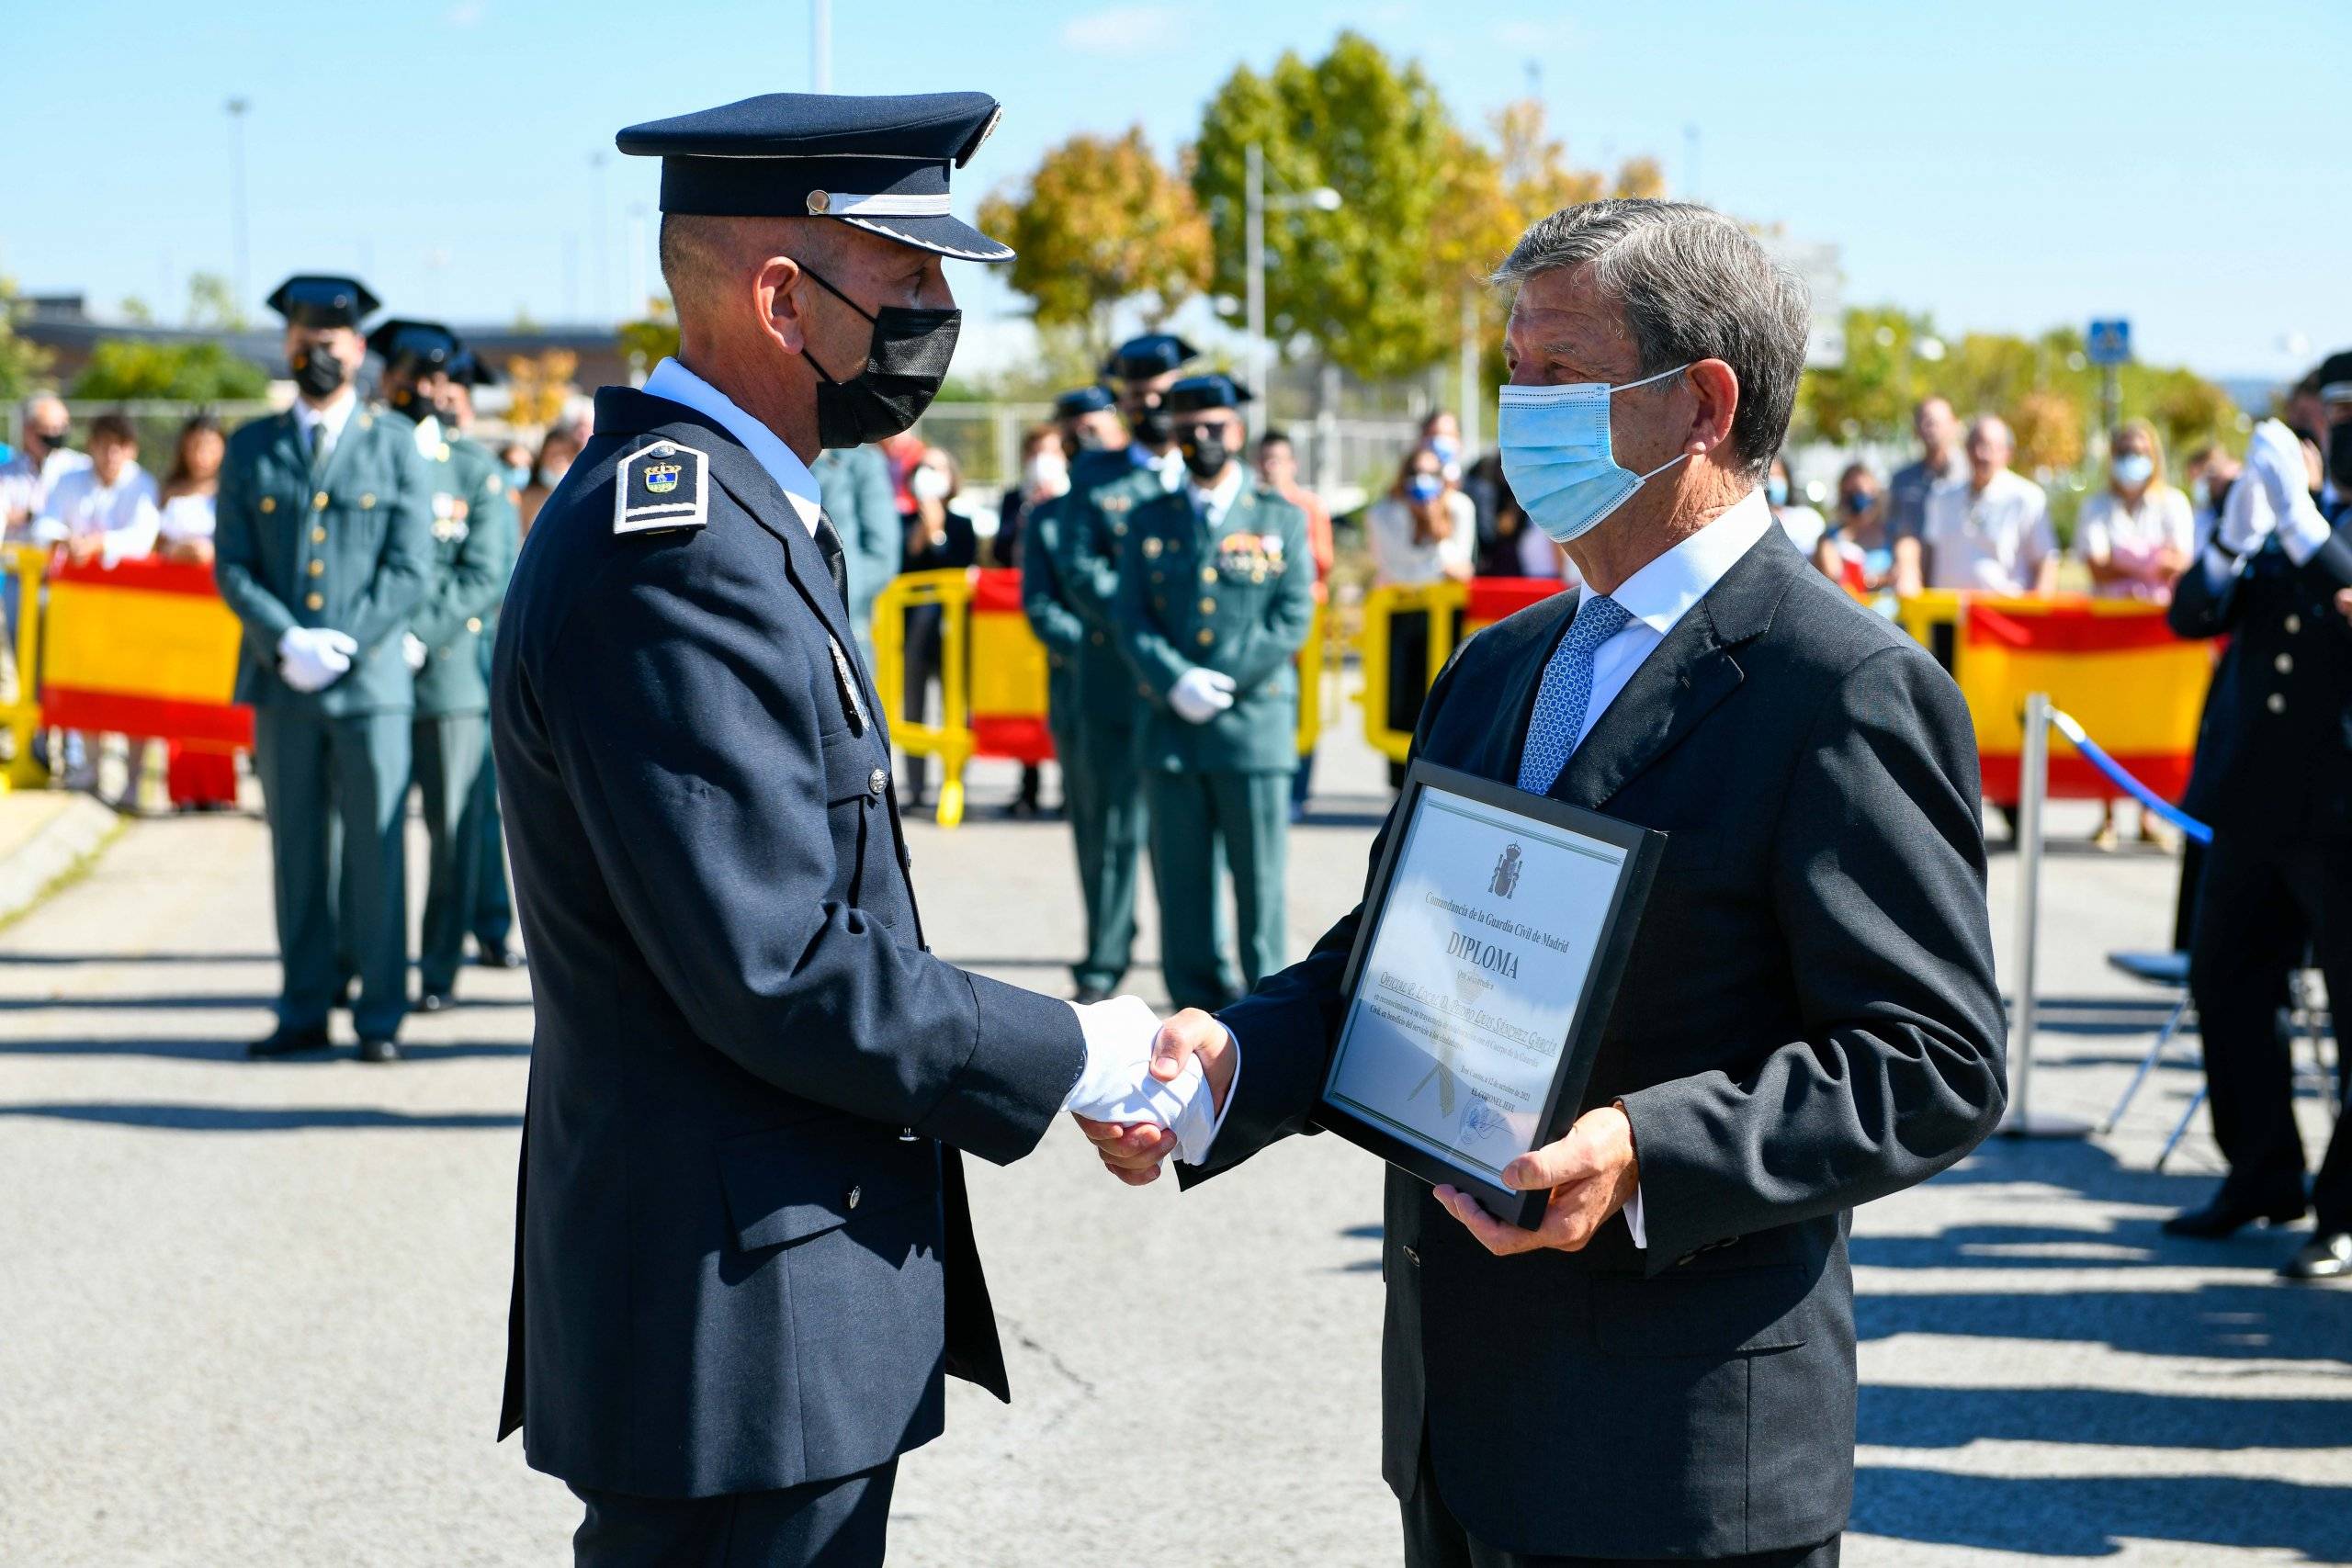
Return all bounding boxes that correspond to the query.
[1516,593,1633,795]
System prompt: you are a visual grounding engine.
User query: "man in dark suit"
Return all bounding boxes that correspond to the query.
[492,92,1215,1567]
[1088,198,2007,1566]
[2161,369,2352,1280]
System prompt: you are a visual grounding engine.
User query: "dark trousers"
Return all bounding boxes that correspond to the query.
[2188,832,2352,1229]
[1054,714,1147,994]
[252,707,410,1040]
[1402,1439,1838,1568]
[413,712,488,993]
[1147,768,1286,1010]
[471,740,514,950]
[571,1461,896,1568]
[900,605,943,802]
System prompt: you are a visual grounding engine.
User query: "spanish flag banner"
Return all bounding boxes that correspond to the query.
[41,557,253,751]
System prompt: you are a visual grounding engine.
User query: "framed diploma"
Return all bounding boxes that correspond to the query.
[1316,760,1664,1228]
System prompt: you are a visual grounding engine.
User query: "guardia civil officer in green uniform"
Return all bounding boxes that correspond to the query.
[1114,372,1313,1010]
[1051,335,1198,1002]
[368,321,519,1012]
[216,276,433,1063]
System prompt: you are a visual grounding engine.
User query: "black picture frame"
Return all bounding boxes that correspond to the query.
[1315,759,1665,1229]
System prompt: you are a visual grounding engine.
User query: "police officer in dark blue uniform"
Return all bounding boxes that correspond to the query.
[491,92,1213,1566]
[2164,369,2352,1281]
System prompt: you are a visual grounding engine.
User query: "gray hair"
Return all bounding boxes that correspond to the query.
[1492,198,1809,479]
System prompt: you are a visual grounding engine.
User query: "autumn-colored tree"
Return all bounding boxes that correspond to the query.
[2009,389,2084,474]
[977,127,1212,357]
[506,348,582,430]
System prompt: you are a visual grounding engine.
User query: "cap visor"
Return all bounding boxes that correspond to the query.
[836,212,1012,263]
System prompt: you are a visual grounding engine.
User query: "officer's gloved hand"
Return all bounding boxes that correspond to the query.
[403,634,430,671]
[277,626,358,694]
[1168,667,1238,725]
[2241,418,2334,561]
[1062,994,1218,1161]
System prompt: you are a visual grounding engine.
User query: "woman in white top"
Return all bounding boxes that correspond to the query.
[1367,444,1476,586]
[155,413,224,566]
[2078,419,2193,604]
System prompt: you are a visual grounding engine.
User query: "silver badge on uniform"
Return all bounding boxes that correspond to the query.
[614,439,710,536]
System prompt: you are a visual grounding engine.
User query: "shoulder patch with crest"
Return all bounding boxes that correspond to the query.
[614,439,709,536]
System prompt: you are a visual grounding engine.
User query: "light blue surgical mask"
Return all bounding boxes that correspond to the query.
[1406,473,1443,504]
[1498,363,1692,545]
[2111,453,2154,488]
[1766,475,1790,506]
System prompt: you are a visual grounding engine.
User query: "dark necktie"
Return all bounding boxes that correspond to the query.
[812,508,850,606]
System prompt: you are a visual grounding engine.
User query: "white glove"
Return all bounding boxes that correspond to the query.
[1168,666,1238,725]
[2243,419,2335,563]
[403,633,430,671]
[1061,994,1220,1162]
[277,626,358,694]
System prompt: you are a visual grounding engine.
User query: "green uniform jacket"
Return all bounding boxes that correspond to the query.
[1114,480,1314,774]
[1058,454,1168,730]
[216,404,435,716]
[810,443,902,648]
[1018,492,1086,718]
[409,422,519,717]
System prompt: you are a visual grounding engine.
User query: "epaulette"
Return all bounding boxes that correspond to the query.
[614,438,708,536]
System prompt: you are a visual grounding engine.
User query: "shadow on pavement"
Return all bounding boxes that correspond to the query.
[1860,1280,2352,1365]
[1860,1384,2352,1450]
[0,1101,521,1131]
[1852,1468,2352,1562]
[0,1037,529,1062]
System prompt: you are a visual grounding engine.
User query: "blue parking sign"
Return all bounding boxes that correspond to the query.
[2087,319,2132,367]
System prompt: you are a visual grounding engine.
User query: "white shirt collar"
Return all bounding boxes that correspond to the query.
[1186,463,1247,523]
[642,356,823,535]
[1607,486,1775,637]
[291,387,358,446]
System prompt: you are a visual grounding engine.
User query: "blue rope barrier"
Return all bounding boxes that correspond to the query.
[2043,707,2212,844]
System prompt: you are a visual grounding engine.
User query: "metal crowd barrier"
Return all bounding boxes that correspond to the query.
[871,565,1326,829]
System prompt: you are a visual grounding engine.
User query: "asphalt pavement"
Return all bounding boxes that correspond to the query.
[0,717,2346,1567]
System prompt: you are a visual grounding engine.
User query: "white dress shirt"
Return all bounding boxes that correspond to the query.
[159,491,218,543]
[1130,442,1185,494]
[1367,491,1476,585]
[641,357,823,535]
[1,446,90,534]
[35,464,161,566]
[291,387,359,459]
[1921,468,2054,592]
[1185,461,1247,529]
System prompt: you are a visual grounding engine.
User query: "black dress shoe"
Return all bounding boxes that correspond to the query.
[1072,985,1112,1005]
[472,944,526,971]
[2281,1231,2352,1280]
[2163,1188,2309,1239]
[416,989,454,1014]
[247,1023,332,1059]
[357,1037,402,1065]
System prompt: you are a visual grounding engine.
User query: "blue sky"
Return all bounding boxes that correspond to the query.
[6,0,2346,382]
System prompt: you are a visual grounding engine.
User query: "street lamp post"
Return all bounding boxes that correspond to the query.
[1240,142,1341,420]
[226,98,251,310]
[810,0,831,92]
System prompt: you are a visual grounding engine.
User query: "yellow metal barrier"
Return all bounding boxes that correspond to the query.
[1357,581,1464,762]
[870,568,977,827]
[1,544,48,791]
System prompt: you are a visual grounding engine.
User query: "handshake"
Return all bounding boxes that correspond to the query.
[1059,998,1236,1174]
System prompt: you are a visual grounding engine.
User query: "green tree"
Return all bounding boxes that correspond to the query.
[1193,32,1467,380]
[186,272,248,331]
[617,298,680,378]
[69,339,268,400]
[978,127,1212,356]
[0,277,52,404]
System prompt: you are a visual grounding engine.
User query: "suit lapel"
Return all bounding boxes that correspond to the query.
[700,439,867,669]
[1545,525,1800,810]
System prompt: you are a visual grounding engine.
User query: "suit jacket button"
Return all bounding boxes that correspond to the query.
[1196,628,1215,646]
[308,559,325,577]
[2286,614,2302,634]
[311,526,326,543]
[313,491,330,511]
[260,497,277,514]
[846,1185,862,1211]
[898,1125,919,1142]
[1401,1246,1420,1267]
[868,767,887,796]
[1091,630,1105,646]
[2276,652,2294,673]
[2267,693,2287,714]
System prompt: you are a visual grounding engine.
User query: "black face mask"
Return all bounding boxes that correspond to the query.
[2329,421,2352,493]
[33,429,69,453]
[1131,405,1175,447]
[291,344,350,400]
[797,265,959,449]
[1179,424,1232,482]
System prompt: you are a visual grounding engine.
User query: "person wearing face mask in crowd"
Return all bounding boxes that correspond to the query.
[368,321,519,1020]
[2161,354,2352,1284]
[2183,444,2242,554]
[1368,443,1476,788]
[1812,461,1883,593]
[1049,335,1198,1002]
[33,412,160,798]
[1420,407,1465,481]
[2077,418,2195,850]
[896,444,979,813]
[214,276,433,1066]
[991,424,1068,817]
[1113,373,1313,1012]
[1,393,94,725]
[1765,451,1827,557]
[492,94,1200,1565]
[1254,428,1333,821]
[516,428,581,539]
